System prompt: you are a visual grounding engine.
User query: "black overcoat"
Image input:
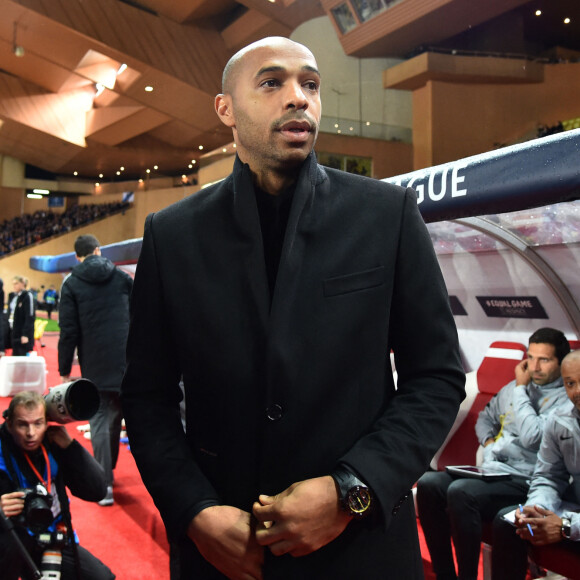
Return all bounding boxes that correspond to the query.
[121,154,465,579]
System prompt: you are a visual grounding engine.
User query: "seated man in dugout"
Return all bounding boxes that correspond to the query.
[492,349,580,579]
[416,328,571,580]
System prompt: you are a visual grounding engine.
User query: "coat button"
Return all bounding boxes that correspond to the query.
[266,404,283,421]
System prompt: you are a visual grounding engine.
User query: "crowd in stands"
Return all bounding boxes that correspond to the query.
[0,201,131,257]
[537,121,565,139]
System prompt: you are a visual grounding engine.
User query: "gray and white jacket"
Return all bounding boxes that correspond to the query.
[476,378,568,477]
[526,401,580,541]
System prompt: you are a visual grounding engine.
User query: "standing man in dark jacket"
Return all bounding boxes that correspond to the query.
[58,234,132,506]
[8,276,35,356]
[122,37,465,580]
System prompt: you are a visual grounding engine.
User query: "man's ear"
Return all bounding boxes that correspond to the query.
[215,94,235,128]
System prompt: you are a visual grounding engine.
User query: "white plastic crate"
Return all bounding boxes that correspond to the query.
[0,355,47,397]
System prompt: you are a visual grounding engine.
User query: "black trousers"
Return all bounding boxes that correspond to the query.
[416,470,529,580]
[89,391,123,487]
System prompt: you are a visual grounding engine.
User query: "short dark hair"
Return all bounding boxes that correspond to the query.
[74,235,100,258]
[529,327,570,363]
[4,391,46,423]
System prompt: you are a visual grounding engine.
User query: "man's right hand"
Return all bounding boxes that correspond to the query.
[515,359,531,386]
[0,491,25,518]
[187,505,264,580]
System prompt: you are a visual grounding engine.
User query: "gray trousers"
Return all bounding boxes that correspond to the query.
[89,391,123,487]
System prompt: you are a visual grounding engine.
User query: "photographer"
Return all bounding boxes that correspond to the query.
[0,391,115,579]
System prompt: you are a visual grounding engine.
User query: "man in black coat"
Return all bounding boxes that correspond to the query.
[121,37,465,579]
[58,234,133,506]
[8,276,35,356]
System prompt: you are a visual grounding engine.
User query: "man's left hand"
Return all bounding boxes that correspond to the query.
[516,505,562,545]
[252,476,352,557]
[46,426,73,448]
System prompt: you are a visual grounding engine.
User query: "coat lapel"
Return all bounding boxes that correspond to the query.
[265,154,327,394]
[230,158,270,336]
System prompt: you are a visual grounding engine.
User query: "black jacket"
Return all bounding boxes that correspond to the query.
[58,255,133,391]
[10,290,35,349]
[122,154,465,579]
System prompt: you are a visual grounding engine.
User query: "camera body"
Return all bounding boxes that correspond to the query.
[18,483,54,532]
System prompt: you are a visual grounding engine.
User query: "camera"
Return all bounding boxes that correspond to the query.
[18,484,54,532]
[45,378,100,424]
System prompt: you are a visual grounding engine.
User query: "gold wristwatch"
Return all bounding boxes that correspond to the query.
[332,468,373,518]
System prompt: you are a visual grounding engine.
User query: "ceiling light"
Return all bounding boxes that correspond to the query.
[564,17,571,24]
[153,165,158,170]
[33,188,50,194]
[120,166,125,171]
[99,173,104,178]
[12,23,24,57]
[117,63,128,75]
[535,10,541,16]
[144,86,154,92]
[27,193,43,199]
[73,171,78,176]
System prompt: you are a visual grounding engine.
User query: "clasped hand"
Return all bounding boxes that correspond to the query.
[188,476,351,580]
[516,504,563,545]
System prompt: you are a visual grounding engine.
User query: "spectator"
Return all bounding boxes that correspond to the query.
[58,235,133,506]
[42,285,59,320]
[8,276,35,356]
[416,328,571,580]
[492,349,580,579]
[0,278,5,356]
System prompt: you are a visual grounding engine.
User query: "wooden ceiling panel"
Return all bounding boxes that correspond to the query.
[85,106,171,146]
[138,0,239,23]
[3,0,570,181]
[0,117,85,171]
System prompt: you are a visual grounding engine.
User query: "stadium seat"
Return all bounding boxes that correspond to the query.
[529,543,580,579]
[0,355,47,397]
[434,341,528,470]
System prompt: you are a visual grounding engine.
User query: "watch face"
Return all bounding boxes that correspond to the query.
[562,517,572,538]
[346,485,372,516]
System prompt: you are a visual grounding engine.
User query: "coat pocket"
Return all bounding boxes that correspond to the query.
[323,265,385,297]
